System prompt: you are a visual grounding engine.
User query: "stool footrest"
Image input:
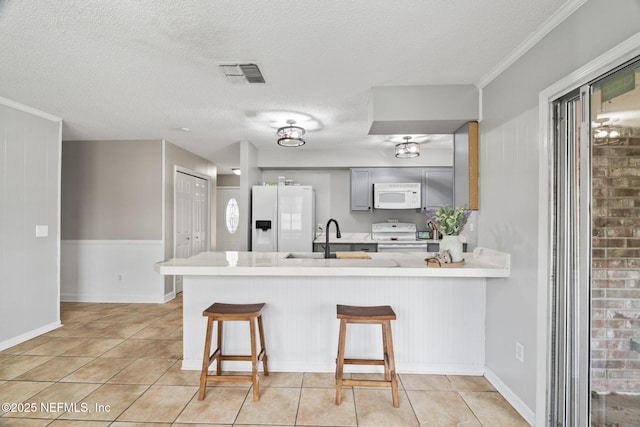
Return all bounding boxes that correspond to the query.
[341,378,396,388]
[343,358,384,366]
[219,354,254,361]
[204,374,254,383]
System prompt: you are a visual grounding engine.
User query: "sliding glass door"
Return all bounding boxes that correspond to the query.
[551,58,640,426]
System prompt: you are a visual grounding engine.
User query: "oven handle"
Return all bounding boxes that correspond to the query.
[377,243,428,250]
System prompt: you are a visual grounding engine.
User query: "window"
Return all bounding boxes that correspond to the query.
[225,198,239,234]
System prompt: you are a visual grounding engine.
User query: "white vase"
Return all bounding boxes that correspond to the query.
[440,234,463,262]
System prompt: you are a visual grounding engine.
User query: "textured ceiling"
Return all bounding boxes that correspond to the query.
[0,0,573,173]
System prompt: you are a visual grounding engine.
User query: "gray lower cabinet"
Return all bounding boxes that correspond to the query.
[427,242,468,252]
[351,243,377,252]
[313,243,377,252]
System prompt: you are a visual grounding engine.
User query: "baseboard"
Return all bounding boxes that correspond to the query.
[164,291,176,303]
[0,321,62,352]
[60,293,166,304]
[485,367,536,426]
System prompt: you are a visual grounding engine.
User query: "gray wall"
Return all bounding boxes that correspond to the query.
[262,169,433,233]
[480,0,640,414]
[62,140,162,240]
[218,174,240,187]
[61,139,216,299]
[0,100,61,348]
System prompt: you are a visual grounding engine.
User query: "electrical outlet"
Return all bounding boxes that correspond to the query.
[317,223,323,232]
[515,342,525,362]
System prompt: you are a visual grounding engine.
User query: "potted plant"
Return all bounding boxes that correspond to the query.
[425,206,471,262]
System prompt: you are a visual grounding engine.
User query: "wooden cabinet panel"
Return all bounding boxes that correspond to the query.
[454,121,479,210]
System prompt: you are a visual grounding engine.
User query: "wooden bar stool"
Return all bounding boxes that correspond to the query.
[335,304,399,408]
[198,302,269,401]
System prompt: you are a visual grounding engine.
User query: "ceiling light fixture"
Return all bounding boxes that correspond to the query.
[395,136,420,158]
[231,168,241,175]
[277,120,306,147]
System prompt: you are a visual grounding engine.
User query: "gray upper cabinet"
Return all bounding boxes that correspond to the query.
[351,167,453,211]
[350,168,373,211]
[422,168,454,209]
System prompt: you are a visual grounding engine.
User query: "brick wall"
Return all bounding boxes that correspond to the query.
[591,136,640,393]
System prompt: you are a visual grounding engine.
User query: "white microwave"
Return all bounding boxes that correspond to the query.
[373,182,421,209]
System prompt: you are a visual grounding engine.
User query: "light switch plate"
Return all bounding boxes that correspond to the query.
[35,225,49,238]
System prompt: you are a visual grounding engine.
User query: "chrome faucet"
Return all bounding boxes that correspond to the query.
[325,218,341,258]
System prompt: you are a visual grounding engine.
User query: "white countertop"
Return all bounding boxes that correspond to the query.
[155,247,510,278]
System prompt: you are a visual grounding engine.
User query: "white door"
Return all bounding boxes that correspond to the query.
[175,171,194,259]
[174,170,210,293]
[216,187,243,251]
[191,177,208,254]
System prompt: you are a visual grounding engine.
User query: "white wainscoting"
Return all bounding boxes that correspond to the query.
[61,240,167,303]
[181,275,487,374]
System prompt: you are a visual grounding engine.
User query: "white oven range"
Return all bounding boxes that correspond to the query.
[371,222,429,252]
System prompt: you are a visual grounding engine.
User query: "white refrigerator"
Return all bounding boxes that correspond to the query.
[251,185,315,252]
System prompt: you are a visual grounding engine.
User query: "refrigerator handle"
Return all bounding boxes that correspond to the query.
[273,203,279,251]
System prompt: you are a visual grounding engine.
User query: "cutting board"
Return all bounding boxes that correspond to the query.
[336,251,371,259]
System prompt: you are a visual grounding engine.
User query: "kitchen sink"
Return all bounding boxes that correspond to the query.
[285,252,336,259]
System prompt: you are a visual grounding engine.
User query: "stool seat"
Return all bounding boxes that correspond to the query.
[335,304,399,408]
[337,304,396,320]
[203,302,265,319]
[199,302,268,402]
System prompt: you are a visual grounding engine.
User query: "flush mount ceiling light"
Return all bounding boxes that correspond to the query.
[395,136,420,158]
[277,120,306,147]
[591,117,636,145]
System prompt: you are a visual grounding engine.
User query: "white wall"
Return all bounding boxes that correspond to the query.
[479,0,640,421]
[0,97,62,350]
[240,141,261,250]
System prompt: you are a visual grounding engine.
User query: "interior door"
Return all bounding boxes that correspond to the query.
[216,187,243,251]
[174,170,210,293]
[175,171,193,259]
[191,177,208,254]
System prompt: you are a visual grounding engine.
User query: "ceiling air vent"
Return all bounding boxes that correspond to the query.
[219,63,265,84]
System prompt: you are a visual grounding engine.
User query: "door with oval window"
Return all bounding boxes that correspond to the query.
[216,186,243,251]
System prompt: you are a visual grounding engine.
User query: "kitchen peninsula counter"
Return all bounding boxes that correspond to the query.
[155,247,509,277]
[156,248,509,374]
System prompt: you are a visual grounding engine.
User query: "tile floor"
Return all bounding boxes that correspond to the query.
[0,293,530,426]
